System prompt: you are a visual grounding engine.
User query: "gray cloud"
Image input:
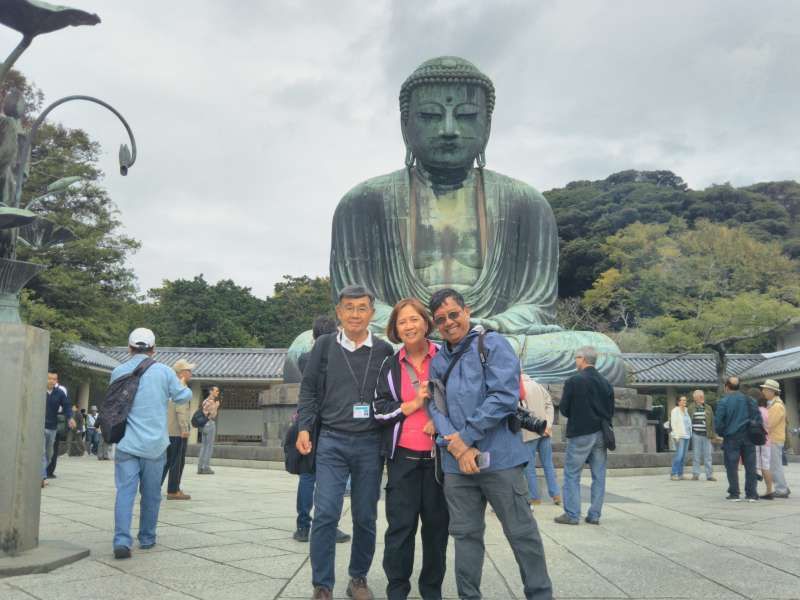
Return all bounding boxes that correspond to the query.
[1,0,798,299]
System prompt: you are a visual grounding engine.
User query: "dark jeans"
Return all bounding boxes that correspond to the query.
[310,428,382,591]
[383,448,449,600]
[162,436,188,493]
[444,466,553,600]
[723,431,757,499]
[297,472,315,529]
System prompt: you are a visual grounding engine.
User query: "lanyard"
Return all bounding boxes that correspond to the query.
[338,343,375,403]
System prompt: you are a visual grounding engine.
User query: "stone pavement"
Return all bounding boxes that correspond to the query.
[2,455,798,600]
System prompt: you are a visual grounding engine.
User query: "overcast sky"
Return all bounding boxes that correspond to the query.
[2,1,799,298]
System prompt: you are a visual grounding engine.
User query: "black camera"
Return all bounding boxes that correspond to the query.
[508,408,547,435]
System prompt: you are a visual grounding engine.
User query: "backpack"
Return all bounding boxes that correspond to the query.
[98,358,156,444]
[191,409,209,429]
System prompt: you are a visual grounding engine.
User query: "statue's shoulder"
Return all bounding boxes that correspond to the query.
[337,169,407,209]
[482,169,549,206]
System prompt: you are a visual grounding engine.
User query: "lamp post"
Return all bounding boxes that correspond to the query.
[13,94,137,208]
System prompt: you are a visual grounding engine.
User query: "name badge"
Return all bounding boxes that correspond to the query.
[353,404,370,419]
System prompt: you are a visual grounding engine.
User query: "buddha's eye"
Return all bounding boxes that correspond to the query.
[418,111,443,122]
[455,104,480,120]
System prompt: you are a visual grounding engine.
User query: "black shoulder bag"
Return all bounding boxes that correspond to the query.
[284,333,335,474]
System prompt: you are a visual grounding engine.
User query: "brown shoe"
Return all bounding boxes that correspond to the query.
[167,491,191,500]
[346,576,374,600]
[311,586,332,600]
[529,498,542,506]
[552,495,562,505]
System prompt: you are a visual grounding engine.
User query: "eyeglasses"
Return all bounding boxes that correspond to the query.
[433,310,462,327]
[340,305,371,315]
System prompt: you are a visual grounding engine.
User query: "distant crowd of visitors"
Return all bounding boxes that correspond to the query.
[39,285,794,600]
[668,376,791,501]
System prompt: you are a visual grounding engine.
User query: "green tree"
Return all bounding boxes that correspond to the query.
[545,170,798,298]
[144,276,264,347]
[259,275,333,347]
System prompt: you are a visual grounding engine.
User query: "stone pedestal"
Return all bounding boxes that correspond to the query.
[260,383,299,454]
[0,323,88,576]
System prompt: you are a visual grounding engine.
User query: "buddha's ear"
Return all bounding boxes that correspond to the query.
[401,118,414,167]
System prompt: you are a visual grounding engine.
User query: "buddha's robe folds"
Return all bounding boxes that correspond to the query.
[283,168,625,385]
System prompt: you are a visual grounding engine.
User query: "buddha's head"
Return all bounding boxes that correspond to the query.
[400,56,495,171]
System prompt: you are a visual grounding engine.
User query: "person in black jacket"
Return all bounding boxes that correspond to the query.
[295,285,395,600]
[554,346,614,525]
[373,298,448,600]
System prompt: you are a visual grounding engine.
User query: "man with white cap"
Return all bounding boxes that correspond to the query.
[109,328,193,559]
[761,379,791,499]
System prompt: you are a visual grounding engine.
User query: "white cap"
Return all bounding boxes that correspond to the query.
[128,327,155,349]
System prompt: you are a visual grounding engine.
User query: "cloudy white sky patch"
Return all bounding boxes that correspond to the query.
[2,0,798,297]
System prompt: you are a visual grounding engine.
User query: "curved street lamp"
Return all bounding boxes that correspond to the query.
[13,94,137,207]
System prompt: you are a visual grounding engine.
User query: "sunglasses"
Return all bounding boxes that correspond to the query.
[433,310,462,327]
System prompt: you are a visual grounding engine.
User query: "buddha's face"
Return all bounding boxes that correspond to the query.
[404,83,489,170]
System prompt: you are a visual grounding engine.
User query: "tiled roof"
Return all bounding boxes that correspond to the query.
[104,347,287,380]
[624,353,764,385]
[68,342,121,371]
[740,347,800,381]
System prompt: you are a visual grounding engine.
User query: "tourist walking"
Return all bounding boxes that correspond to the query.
[762,379,790,498]
[555,346,614,526]
[42,372,75,487]
[521,374,561,506]
[374,298,448,600]
[110,328,192,559]
[293,316,349,545]
[163,359,195,499]
[689,390,717,481]
[67,403,86,456]
[714,377,761,502]
[197,386,220,474]
[669,396,691,480]
[86,406,100,455]
[296,285,394,600]
[427,289,552,600]
[755,398,773,498]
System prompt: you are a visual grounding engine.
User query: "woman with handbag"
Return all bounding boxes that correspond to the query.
[670,396,692,480]
[373,298,448,600]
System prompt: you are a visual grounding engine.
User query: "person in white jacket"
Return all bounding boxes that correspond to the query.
[520,374,561,505]
[670,396,692,480]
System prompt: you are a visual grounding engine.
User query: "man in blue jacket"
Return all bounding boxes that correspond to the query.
[110,328,193,559]
[714,376,761,502]
[428,289,552,600]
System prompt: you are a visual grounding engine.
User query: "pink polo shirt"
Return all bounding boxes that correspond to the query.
[397,341,437,452]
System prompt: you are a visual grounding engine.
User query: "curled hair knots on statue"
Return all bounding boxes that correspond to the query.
[399,56,496,125]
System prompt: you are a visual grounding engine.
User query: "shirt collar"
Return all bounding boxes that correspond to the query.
[338,329,373,352]
[399,340,437,361]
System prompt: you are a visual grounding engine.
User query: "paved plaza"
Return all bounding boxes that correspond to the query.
[2,456,798,600]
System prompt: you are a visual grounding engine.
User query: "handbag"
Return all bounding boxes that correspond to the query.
[746,399,767,446]
[191,409,209,429]
[283,333,335,475]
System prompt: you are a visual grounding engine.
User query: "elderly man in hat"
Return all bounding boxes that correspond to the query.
[162,359,195,499]
[110,328,193,559]
[761,379,791,499]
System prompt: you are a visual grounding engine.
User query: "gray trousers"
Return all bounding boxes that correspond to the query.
[42,428,57,478]
[691,434,713,479]
[443,465,553,600]
[198,420,216,470]
[769,441,789,494]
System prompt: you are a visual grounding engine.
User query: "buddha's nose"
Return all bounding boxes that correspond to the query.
[441,112,459,138]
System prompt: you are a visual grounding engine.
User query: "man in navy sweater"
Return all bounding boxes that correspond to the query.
[42,372,75,486]
[296,285,394,600]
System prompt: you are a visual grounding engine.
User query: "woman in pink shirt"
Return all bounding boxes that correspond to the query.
[374,298,448,600]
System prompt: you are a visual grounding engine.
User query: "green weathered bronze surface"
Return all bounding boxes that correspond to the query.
[306,56,624,384]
